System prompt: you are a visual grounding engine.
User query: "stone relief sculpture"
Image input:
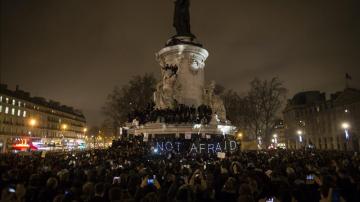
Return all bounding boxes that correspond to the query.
[154,64,181,109]
[203,81,227,121]
[188,53,205,73]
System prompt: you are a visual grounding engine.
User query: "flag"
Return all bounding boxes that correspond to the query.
[345,73,352,80]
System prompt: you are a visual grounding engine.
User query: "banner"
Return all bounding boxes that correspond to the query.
[153,140,238,154]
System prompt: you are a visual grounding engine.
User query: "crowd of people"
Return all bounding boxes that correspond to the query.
[127,104,213,125]
[1,137,360,202]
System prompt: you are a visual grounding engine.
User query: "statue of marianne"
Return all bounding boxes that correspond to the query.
[173,0,193,36]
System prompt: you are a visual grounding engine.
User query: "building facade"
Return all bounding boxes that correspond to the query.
[0,84,87,152]
[283,88,360,151]
[272,119,286,149]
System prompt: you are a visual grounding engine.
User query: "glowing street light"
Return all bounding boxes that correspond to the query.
[341,122,350,140]
[237,132,243,139]
[273,134,278,144]
[257,136,262,148]
[29,118,37,127]
[81,127,88,139]
[61,124,68,130]
[341,122,350,130]
[28,118,37,137]
[297,130,303,143]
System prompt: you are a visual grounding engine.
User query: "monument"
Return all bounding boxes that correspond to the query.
[127,0,236,154]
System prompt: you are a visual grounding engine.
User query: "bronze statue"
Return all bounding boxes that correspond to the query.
[173,0,193,36]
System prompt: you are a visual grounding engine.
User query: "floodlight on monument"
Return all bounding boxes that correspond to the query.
[193,124,202,129]
[217,125,234,135]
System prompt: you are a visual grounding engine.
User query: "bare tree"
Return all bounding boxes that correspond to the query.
[246,77,287,143]
[221,89,246,127]
[88,126,100,137]
[102,73,157,131]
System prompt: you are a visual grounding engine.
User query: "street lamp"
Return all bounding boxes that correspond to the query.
[61,124,68,130]
[60,124,68,150]
[341,122,350,130]
[341,122,350,140]
[273,134,278,145]
[98,136,103,148]
[28,118,38,136]
[257,136,262,149]
[29,118,37,127]
[83,127,87,139]
[297,130,303,143]
[91,135,95,149]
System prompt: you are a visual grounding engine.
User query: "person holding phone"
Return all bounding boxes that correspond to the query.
[140,175,161,190]
[113,176,121,184]
[2,184,26,202]
[189,169,207,191]
[306,174,316,184]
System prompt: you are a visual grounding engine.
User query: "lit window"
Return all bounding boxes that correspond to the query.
[11,108,15,115]
[0,105,2,112]
[18,101,21,107]
[12,99,15,105]
[17,109,21,116]
[23,111,27,117]
[5,107,9,114]
[6,98,9,103]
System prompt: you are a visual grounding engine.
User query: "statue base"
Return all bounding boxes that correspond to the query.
[166,35,203,47]
[127,122,236,139]
[125,122,237,155]
[155,42,208,108]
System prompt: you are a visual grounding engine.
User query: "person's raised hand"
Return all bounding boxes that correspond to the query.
[140,176,148,188]
[154,178,161,189]
[320,188,332,202]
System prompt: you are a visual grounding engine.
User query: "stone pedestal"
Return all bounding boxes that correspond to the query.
[155,44,208,108]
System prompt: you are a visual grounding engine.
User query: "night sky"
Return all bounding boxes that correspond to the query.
[1,0,360,126]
